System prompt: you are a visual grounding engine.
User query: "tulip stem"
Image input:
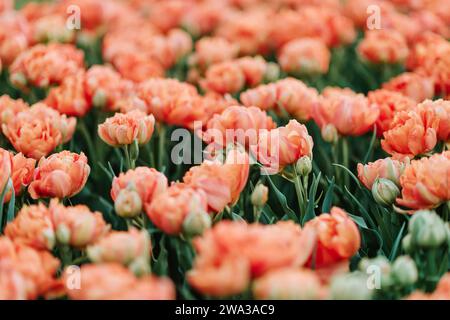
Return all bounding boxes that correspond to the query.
[77,120,97,176]
[122,145,135,170]
[158,125,166,174]
[293,173,307,222]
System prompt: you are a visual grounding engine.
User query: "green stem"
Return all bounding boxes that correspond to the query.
[78,120,98,176]
[122,145,132,170]
[293,174,306,222]
[341,137,350,188]
[158,125,166,173]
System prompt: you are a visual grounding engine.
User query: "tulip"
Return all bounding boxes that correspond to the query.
[114,188,143,219]
[391,256,418,286]
[182,210,212,238]
[0,148,12,195]
[372,178,400,207]
[50,200,109,248]
[251,184,268,208]
[409,210,447,249]
[4,203,55,250]
[357,29,409,64]
[28,151,90,199]
[4,152,36,202]
[357,157,408,190]
[329,272,373,300]
[382,72,435,103]
[200,61,245,94]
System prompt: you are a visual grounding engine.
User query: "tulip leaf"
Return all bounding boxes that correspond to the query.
[333,164,362,189]
[363,127,377,164]
[302,172,322,225]
[153,236,169,276]
[389,222,406,261]
[321,177,335,213]
[6,179,15,223]
[266,175,298,223]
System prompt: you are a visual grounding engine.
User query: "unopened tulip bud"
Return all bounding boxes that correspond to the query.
[358,256,393,288]
[264,62,280,83]
[251,184,269,208]
[372,178,400,206]
[182,210,212,238]
[321,124,338,144]
[391,256,418,286]
[128,256,151,276]
[402,234,413,254]
[55,224,71,245]
[43,228,56,250]
[409,210,447,249]
[92,89,106,109]
[329,272,373,300]
[114,188,143,218]
[10,72,27,90]
[295,156,312,177]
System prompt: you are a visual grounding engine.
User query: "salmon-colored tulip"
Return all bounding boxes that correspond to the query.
[381,107,439,159]
[28,151,90,199]
[417,99,450,142]
[98,110,155,147]
[382,72,435,103]
[4,152,36,202]
[0,11,30,66]
[4,203,55,250]
[200,61,245,94]
[0,237,61,299]
[303,207,361,269]
[45,71,91,117]
[313,87,379,136]
[50,200,109,248]
[257,119,313,172]
[358,30,409,64]
[111,166,168,207]
[253,268,325,300]
[87,228,150,267]
[64,263,175,300]
[0,94,28,124]
[368,89,416,135]
[357,157,408,190]
[397,151,450,210]
[145,183,209,235]
[9,43,84,88]
[279,38,330,75]
[0,147,12,195]
[236,56,268,87]
[183,147,249,212]
[189,37,238,70]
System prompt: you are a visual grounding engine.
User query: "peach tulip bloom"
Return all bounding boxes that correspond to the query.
[0,11,30,66]
[381,107,439,159]
[397,151,450,210]
[2,110,62,160]
[111,167,168,207]
[87,228,150,266]
[184,147,249,212]
[4,152,36,202]
[0,147,12,195]
[135,78,205,129]
[98,110,155,147]
[145,183,209,235]
[85,65,133,111]
[204,106,276,151]
[4,203,55,250]
[382,72,435,103]
[358,29,409,64]
[188,220,316,297]
[368,89,416,136]
[112,52,165,83]
[200,61,245,94]
[257,120,313,172]
[313,87,379,136]
[50,200,109,248]
[45,71,91,117]
[279,38,330,75]
[9,43,84,88]
[357,157,408,189]
[0,94,28,124]
[417,99,450,142]
[303,207,361,269]
[28,151,90,199]
[166,28,193,63]
[0,237,61,299]
[236,56,268,87]
[240,82,278,111]
[64,263,175,300]
[189,37,239,70]
[406,32,450,71]
[253,268,325,300]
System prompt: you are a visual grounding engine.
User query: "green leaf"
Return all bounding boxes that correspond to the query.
[344,187,376,229]
[348,213,368,229]
[266,174,298,223]
[153,236,169,276]
[389,222,406,261]
[363,127,377,163]
[321,177,335,213]
[6,179,15,223]
[232,212,245,222]
[303,172,322,225]
[333,163,362,189]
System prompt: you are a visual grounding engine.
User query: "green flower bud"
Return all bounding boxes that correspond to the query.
[182,210,212,238]
[114,188,143,218]
[128,256,151,277]
[391,256,418,286]
[321,124,338,144]
[371,178,400,206]
[358,256,393,288]
[329,272,373,300]
[264,62,280,83]
[10,72,27,90]
[409,210,447,249]
[251,184,268,208]
[92,89,107,109]
[295,156,312,177]
[56,224,71,245]
[129,139,140,162]
[402,234,413,254]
